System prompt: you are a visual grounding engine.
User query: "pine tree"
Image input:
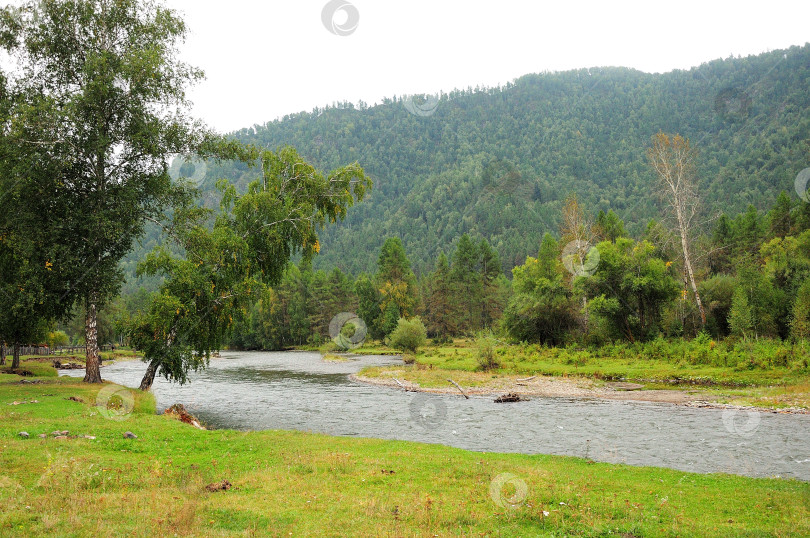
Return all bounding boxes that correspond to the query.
[376,237,418,326]
[478,238,502,328]
[424,252,457,338]
[450,234,482,332]
[790,278,810,340]
[709,214,734,275]
[729,286,755,340]
[768,191,793,239]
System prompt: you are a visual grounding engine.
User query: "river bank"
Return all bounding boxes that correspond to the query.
[337,338,810,412]
[351,368,810,415]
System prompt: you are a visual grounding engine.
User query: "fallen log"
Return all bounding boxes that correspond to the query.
[447,379,469,399]
[393,378,417,391]
[516,376,537,382]
[494,392,524,403]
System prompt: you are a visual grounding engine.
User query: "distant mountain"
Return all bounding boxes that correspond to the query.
[195,44,810,276]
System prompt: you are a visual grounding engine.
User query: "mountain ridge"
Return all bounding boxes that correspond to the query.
[188,43,810,276]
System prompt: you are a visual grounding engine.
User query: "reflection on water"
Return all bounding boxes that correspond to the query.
[66,351,810,480]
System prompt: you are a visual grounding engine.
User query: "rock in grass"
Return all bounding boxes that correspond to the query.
[123,431,137,439]
[38,434,47,439]
[18,432,29,439]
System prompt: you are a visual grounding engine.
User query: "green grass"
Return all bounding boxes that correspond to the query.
[355,337,810,409]
[1,367,809,535]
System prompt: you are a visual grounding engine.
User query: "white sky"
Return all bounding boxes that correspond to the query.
[167,0,810,133]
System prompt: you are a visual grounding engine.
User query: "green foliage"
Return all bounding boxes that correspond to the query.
[129,146,370,387]
[582,239,680,342]
[474,331,500,371]
[200,45,810,278]
[502,235,577,345]
[729,287,755,340]
[46,331,70,348]
[791,278,810,340]
[387,316,427,353]
[376,237,418,323]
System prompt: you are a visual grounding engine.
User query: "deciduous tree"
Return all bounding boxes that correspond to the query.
[647,133,706,325]
[0,0,213,383]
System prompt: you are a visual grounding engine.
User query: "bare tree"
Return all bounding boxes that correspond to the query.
[647,132,707,325]
[560,194,597,278]
[560,194,597,330]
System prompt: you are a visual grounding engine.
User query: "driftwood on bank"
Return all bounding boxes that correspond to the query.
[447,379,469,399]
[494,393,525,403]
[392,378,416,392]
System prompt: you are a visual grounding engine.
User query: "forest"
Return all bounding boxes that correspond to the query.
[202,43,810,276]
[22,42,809,359]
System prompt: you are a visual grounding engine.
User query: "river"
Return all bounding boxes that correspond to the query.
[66,351,810,480]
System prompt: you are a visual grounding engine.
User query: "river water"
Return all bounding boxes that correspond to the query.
[66,351,810,480]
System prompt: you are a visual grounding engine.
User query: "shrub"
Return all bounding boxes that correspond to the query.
[46,330,70,348]
[475,331,500,371]
[388,317,427,353]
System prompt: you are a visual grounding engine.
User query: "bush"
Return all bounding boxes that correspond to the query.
[388,317,427,353]
[475,331,500,371]
[46,330,70,348]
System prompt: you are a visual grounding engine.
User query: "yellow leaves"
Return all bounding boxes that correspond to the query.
[681,289,688,300]
[314,240,320,253]
[45,260,53,271]
[665,261,672,268]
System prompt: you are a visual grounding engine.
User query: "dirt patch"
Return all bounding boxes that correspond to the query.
[205,480,232,492]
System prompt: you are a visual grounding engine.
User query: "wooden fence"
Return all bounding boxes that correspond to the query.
[0,344,116,356]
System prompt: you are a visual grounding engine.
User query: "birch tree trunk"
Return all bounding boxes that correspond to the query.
[83,294,103,383]
[139,360,160,391]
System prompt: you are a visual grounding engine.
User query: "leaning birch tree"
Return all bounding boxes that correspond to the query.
[647,132,706,325]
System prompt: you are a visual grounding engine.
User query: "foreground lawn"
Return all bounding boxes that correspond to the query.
[1,372,809,536]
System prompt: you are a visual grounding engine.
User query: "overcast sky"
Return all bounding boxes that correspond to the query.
[166,0,810,133]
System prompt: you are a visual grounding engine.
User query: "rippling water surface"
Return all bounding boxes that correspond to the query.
[67,351,810,480]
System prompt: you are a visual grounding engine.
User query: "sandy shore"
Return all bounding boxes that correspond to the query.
[350,372,810,414]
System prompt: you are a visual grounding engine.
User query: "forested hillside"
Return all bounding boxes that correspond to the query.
[191,44,810,276]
